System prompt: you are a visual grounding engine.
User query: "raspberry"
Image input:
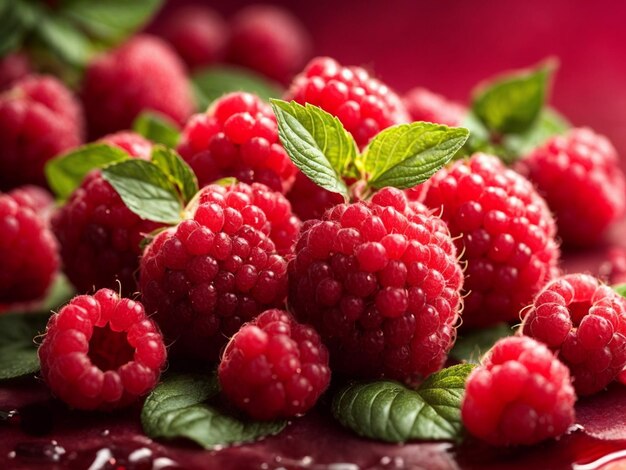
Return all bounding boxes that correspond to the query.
[0,190,59,304]
[7,185,54,222]
[81,35,194,139]
[286,57,409,148]
[139,183,289,361]
[156,5,228,70]
[517,128,626,247]
[287,172,345,221]
[0,52,31,90]
[177,92,296,193]
[422,153,560,327]
[227,5,311,84]
[52,132,161,296]
[0,75,84,189]
[403,87,466,126]
[461,336,575,446]
[218,309,330,420]
[38,289,166,410]
[602,248,626,285]
[288,188,463,383]
[521,273,626,396]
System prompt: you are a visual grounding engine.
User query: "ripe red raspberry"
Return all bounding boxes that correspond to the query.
[227,5,311,84]
[218,309,330,420]
[422,153,560,327]
[462,336,575,446]
[602,248,626,285]
[0,52,31,90]
[288,188,463,383]
[403,87,466,126]
[156,5,228,70]
[52,132,160,296]
[287,172,345,222]
[7,185,54,222]
[140,183,289,361]
[81,35,194,139]
[0,190,58,304]
[38,289,167,410]
[521,273,626,396]
[517,128,626,247]
[286,57,409,148]
[0,75,84,189]
[177,92,296,193]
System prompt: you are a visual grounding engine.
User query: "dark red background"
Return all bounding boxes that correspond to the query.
[166,0,626,157]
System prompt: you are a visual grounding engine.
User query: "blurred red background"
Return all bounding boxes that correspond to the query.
[162,0,626,159]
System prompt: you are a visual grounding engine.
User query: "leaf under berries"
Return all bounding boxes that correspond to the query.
[141,373,287,449]
[133,112,181,148]
[101,159,184,224]
[35,14,94,67]
[151,146,199,204]
[472,62,554,134]
[362,122,469,190]
[450,323,514,363]
[332,364,474,443]
[192,66,284,109]
[271,99,357,198]
[0,311,50,381]
[45,143,131,200]
[502,107,570,156]
[613,284,626,299]
[0,0,39,56]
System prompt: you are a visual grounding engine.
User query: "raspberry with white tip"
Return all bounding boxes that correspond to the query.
[218,309,330,420]
[462,336,576,447]
[38,289,167,410]
[521,273,626,396]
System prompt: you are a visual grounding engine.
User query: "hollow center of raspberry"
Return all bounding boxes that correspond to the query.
[570,301,592,326]
[88,326,135,371]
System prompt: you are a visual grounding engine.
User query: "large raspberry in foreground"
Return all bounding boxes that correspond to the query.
[0,191,59,304]
[521,274,626,396]
[0,75,84,189]
[52,132,161,296]
[38,289,166,410]
[81,35,194,138]
[462,336,576,447]
[177,92,296,193]
[422,153,560,327]
[517,128,626,247]
[140,183,289,361]
[218,309,330,420]
[288,188,463,383]
[403,87,466,126]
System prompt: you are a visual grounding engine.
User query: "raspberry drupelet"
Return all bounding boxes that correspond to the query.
[462,336,576,447]
[521,273,626,396]
[422,153,560,327]
[517,127,626,247]
[218,309,330,420]
[288,188,463,384]
[139,183,289,361]
[38,289,167,410]
[403,87,467,126]
[177,92,297,193]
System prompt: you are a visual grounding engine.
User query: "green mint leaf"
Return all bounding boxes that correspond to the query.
[101,160,184,224]
[151,146,199,204]
[502,107,570,156]
[45,143,131,200]
[192,66,283,110]
[472,62,554,134]
[141,374,286,449]
[332,364,475,443]
[35,14,94,67]
[0,311,50,381]
[362,122,469,190]
[0,0,39,56]
[133,111,181,148]
[271,99,356,198]
[613,284,626,299]
[450,323,514,364]
[212,177,238,187]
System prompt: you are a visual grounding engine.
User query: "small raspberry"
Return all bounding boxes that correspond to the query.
[601,248,626,285]
[218,309,330,420]
[288,188,463,383]
[155,5,228,70]
[287,172,345,222]
[422,153,560,327]
[52,132,161,296]
[521,273,626,396]
[462,336,576,446]
[403,87,466,126]
[140,183,289,361]
[227,5,311,84]
[38,289,167,410]
[0,75,84,189]
[517,128,626,247]
[81,35,194,139]
[7,185,54,222]
[177,92,296,193]
[0,52,32,90]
